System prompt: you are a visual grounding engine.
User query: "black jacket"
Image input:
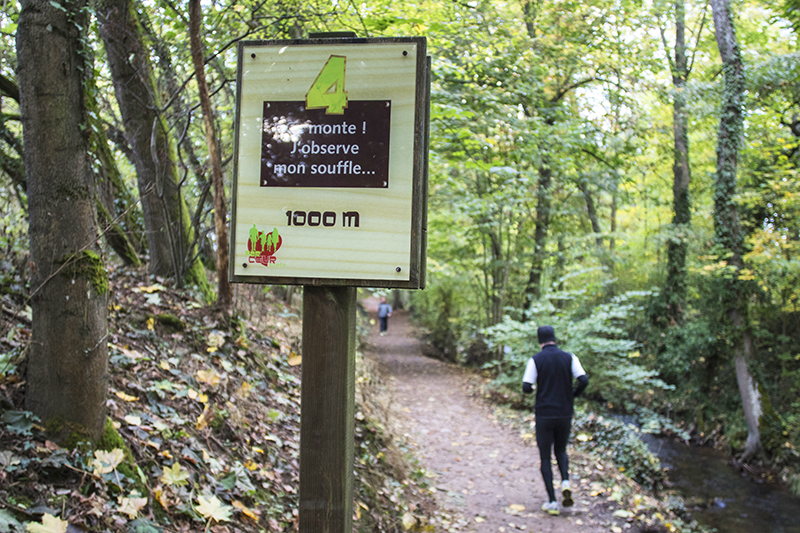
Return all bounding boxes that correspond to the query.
[522,344,588,418]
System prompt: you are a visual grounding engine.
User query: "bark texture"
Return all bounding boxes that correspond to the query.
[17,0,108,442]
[710,0,762,460]
[87,78,146,267]
[97,0,207,293]
[524,164,551,315]
[663,0,692,324]
[189,0,232,311]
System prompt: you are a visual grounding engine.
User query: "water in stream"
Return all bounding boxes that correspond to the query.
[643,435,800,533]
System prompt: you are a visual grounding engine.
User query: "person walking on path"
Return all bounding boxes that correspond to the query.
[522,325,589,516]
[377,296,393,336]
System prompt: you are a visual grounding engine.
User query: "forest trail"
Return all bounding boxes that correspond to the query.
[363,299,606,533]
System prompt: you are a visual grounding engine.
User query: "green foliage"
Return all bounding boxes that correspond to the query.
[485,290,672,408]
[784,0,800,35]
[410,271,463,360]
[1,410,37,436]
[573,412,666,492]
[1,0,799,520]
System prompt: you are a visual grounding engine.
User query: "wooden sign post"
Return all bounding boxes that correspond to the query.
[229,35,428,533]
[299,286,356,532]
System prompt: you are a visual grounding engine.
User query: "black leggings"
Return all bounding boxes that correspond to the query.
[536,416,571,502]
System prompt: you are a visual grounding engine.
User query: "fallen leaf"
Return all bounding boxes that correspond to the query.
[402,512,416,530]
[509,504,525,512]
[124,415,142,426]
[136,284,166,294]
[26,513,68,533]
[117,495,147,518]
[118,345,144,360]
[287,353,302,366]
[196,404,212,430]
[197,369,221,387]
[196,495,232,523]
[207,332,225,349]
[160,462,190,487]
[154,487,170,509]
[232,500,259,521]
[114,391,138,402]
[91,449,125,475]
[236,381,253,399]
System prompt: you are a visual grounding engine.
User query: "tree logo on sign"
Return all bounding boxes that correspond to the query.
[247,225,282,266]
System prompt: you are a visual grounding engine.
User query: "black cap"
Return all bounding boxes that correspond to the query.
[538,325,556,344]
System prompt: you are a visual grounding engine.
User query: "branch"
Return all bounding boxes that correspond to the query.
[347,0,371,38]
[658,23,676,74]
[0,73,19,102]
[551,76,598,103]
[688,1,709,76]
[580,147,615,170]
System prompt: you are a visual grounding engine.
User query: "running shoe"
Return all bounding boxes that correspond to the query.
[561,479,574,507]
[541,501,560,515]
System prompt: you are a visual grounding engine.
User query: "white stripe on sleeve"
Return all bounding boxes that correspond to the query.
[571,354,586,378]
[523,357,537,384]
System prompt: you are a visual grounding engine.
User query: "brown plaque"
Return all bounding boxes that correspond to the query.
[260,100,391,188]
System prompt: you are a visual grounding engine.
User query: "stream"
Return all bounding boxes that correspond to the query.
[642,434,800,532]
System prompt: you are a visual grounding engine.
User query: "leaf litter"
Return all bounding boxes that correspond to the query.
[0,267,444,532]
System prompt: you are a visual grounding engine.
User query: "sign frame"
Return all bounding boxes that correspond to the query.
[228,37,429,289]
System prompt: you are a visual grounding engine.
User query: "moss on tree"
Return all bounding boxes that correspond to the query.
[61,250,109,296]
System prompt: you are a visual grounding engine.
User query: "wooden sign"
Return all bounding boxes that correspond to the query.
[229,37,428,288]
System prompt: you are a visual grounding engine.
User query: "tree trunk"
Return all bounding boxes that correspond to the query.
[710,0,762,460]
[86,75,146,267]
[732,307,762,459]
[97,0,209,297]
[189,0,232,312]
[523,164,552,319]
[139,8,216,270]
[663,0,692,324]
[579,180,603,248]
[489,230,506,328]
[610,181,617,253]
[522,0,540,39]
[17,0,109,443]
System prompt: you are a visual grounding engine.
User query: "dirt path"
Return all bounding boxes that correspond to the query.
[363,302,606,533]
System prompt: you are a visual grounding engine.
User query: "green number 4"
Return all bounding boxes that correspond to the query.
[306,55,348,115]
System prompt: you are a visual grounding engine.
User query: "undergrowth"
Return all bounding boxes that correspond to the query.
[0,267,441,532]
